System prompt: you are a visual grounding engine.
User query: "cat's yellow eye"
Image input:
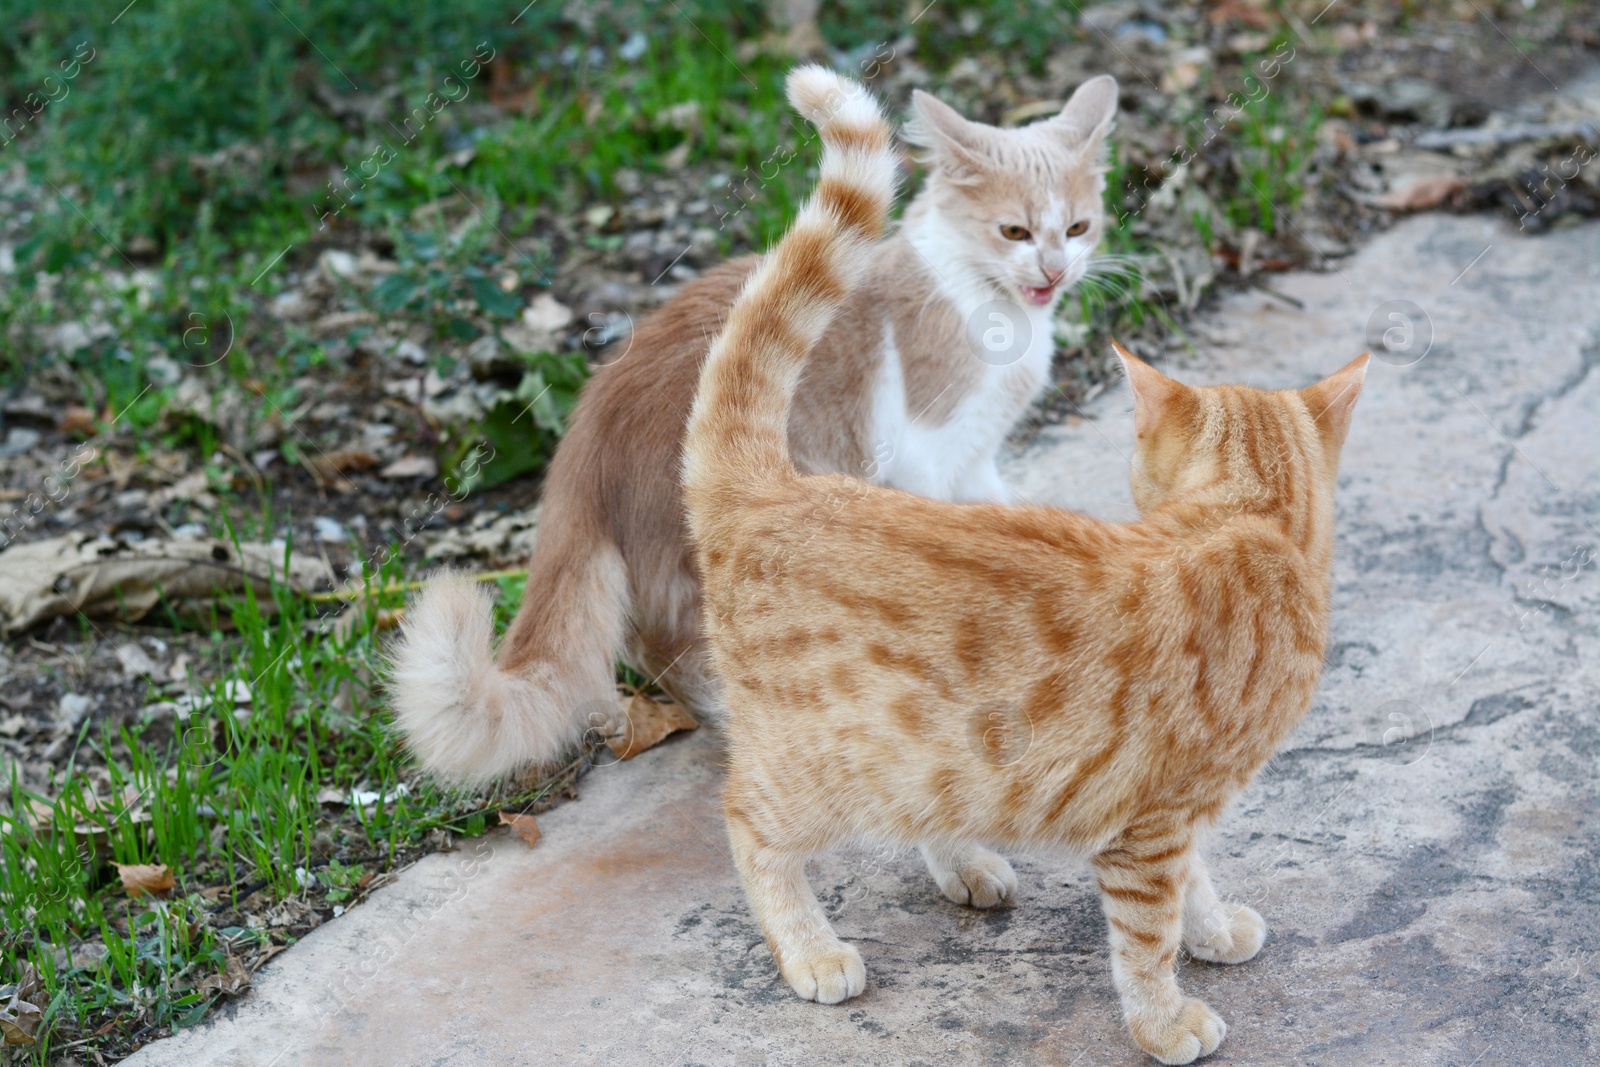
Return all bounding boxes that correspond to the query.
[999,224,1031,242]
[1066,220,1089,237]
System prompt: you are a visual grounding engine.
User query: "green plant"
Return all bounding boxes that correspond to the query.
[0,525,575,1060]
[1215,53,1322,236]
[366,217,540,343]
[451,349,590,491]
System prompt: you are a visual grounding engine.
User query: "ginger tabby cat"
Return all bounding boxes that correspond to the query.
[390,66,1120,786]
[682,68,1368,1064]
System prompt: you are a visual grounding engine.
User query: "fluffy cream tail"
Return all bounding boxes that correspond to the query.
[682,66,899,518]
[387,538,628,787]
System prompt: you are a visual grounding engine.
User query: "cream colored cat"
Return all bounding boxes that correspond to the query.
[391,69,1120,785]
[682,68,1367,1065]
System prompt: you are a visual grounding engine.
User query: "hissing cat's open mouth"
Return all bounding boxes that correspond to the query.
[1020,283,1058,306]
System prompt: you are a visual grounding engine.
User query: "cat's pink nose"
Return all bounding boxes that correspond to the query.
[1042,266,1066,286]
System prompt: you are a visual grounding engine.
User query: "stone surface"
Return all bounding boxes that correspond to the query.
[126,213,1600,1067]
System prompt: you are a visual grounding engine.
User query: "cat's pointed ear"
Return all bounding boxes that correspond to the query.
[1300,353,1370,449]
[1113,339,1179,437]
[907,90,992,182]
[1053,75,1118,150]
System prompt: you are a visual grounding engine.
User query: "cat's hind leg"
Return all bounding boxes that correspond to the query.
[725,787,864,1004]
[1180,851,1265,965]
[921,841,1017,909]
[1095,832,1226,1065]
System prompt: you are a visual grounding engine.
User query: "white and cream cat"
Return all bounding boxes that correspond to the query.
[391,69,1121,784]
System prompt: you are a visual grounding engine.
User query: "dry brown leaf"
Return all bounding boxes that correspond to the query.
[10,964,39,1004]
[0,963,40,1047]
[59,405,98,436]
[114,862,175,897]
[249,942,289,972]
[1373,175,1466,212]
[309,448,379,485]
[378,454,437,479]
[70,940,108,971]
[197,955,251,998]
[1207,0,1273,28]
[498,810,541,849]
[0,534,334,637]
[607,690,698,760]
[0,1000,40,1046]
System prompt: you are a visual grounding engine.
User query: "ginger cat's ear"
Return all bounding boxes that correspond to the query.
[1300,353,1370,450]
[907,90,992,182]
[1113,340,1181,438]
[1054,74,1118,149]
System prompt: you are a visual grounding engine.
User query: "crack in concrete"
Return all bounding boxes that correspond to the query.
[1277,680,1551,763]
[1483,339,1597,501]
[1515,337,1600,440]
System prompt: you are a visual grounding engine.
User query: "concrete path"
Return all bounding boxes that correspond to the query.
[127,213,1600,1067]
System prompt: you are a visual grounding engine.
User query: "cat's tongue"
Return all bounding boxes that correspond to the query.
[1020,284,1057,306]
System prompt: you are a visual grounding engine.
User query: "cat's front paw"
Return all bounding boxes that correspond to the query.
[932,849,1017,909]
[780,941,866,1004]
[1128,997,1226,1065]
[1185,902,1265,965]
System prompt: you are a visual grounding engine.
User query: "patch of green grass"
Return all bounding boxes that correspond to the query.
[1,0,572,253]
[3,0,787,266]
[828,0,1077,76]
[0,531,576,1061]
[1073,141,1160,333]
[1212,45,1323,238]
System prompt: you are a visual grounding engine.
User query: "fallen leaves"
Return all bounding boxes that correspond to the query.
[0,534,334,636]
[606,689,698,761]
[0,965,42,1047]
[114,862,176,897]
[58,405,98,435]
[69,941,108,972]
[1373,175,1468,212]
[1207,0,1274,28]
[114,640,159,680]
[425,507,541,565]
[307,447,379,486]
[196,955,251,998]
[377,453,437,479]
[498,810,541,849]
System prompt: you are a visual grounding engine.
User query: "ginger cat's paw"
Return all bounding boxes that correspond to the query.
[1129,998,1226,1065]
[928,846,1017,909]
[781,941,866,1004]
[1184,902,1265,965]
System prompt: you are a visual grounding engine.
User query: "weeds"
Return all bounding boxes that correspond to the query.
[1219,83,1323,237]
[0,534,574,1061]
